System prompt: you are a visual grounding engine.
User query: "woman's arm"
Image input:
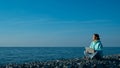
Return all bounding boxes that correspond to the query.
[95,42,103,51]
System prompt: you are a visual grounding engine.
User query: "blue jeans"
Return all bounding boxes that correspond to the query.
[84,50,103,59]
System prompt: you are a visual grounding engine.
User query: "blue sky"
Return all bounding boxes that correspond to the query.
[0,0,120,47]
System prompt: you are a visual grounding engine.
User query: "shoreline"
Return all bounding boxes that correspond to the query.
[0,54,120,68]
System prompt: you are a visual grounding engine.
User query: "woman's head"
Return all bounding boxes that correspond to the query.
[93,34,100,41]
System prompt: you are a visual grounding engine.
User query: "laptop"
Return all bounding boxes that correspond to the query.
[85,47,95,53]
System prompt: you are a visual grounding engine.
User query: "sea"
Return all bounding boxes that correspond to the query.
[0,47,119,64]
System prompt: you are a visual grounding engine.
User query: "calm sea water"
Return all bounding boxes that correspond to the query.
[0,47,119,64]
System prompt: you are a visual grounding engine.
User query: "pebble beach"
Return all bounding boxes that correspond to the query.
[0,54,120,68]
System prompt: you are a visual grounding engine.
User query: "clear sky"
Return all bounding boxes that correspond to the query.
[0,0,120,47]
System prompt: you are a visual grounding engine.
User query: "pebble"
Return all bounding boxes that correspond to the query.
[0,54,119,68]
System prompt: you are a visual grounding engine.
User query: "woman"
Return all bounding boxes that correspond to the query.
[84,34,103,59]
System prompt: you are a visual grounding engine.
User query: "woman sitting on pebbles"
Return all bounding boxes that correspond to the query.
[84,34,103,59]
